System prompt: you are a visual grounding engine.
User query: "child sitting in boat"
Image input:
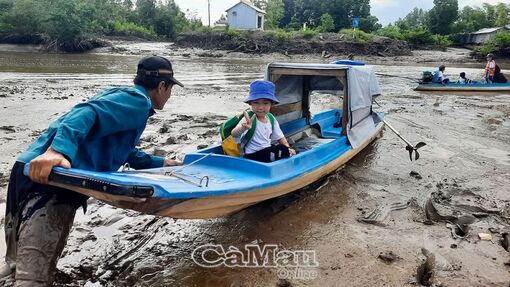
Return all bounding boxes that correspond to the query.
[231,80,296,163]
[456,72,475,84]
[433,65,449,84]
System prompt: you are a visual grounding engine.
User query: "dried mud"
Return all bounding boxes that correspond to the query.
[174,32,412,57]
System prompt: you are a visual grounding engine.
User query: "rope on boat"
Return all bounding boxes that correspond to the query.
[120,153,214,187]
[165,153,213,176]
[163,153,214,187]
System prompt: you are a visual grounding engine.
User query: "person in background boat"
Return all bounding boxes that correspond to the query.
[231,80,296,163]
[456,72,476,84]
[483,53,496,83]
[432,65,449,84]
[494,64,508,83]
[0,55,183,286]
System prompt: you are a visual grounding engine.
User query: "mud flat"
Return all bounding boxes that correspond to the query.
[0,43,509,286]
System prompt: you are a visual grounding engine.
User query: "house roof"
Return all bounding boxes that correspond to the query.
[472,27,503,34]
[471,25,510,35]
[226,0,266,14]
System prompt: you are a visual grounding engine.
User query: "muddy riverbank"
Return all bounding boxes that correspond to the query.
[174,31,412,57]
[0,44,509,286]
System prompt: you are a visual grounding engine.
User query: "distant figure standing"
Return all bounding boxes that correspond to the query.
[432,65,449,84]
[483,53,496,83]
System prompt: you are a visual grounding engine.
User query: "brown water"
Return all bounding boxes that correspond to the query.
[0,44,509,287]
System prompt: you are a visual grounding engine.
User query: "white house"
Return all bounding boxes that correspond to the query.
[226,0,266,30]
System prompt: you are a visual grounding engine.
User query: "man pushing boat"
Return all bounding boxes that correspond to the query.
[0,55,183,286]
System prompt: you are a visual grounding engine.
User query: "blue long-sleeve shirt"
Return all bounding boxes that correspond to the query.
[18,85,164,171]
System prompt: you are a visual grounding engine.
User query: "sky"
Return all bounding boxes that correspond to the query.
[174,0,507,26]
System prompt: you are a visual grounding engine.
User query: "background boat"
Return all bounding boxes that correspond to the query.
[416,82,510,92]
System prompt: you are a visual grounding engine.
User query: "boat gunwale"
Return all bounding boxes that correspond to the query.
[48,121,385,218]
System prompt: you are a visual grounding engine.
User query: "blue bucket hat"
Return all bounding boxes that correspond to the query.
[243,80,279,104]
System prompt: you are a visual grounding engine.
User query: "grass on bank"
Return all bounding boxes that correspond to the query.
[207,26,453,49]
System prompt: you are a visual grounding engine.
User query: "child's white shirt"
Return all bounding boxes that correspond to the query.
[233,117,284,154]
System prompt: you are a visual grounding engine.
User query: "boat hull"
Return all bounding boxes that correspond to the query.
[415,83,510,92]
[49,122,384,219]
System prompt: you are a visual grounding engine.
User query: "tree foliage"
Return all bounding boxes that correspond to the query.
[318,13,334,32]
[268,0,379,32]
[0,0,201,50]
[453,6,489,33]
[265,0,284,29]
[359,16,382,33]
[394,8,428,30]
[376,1,509,50]
[427,0,459,35]
[452,3,510,33]
[494,3,510,27]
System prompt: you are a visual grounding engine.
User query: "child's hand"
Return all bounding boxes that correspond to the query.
[242,111,256,130]
[289,148,296,156]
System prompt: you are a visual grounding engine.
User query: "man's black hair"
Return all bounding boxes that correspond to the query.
[460,72,466,78]
[133,76,173,90]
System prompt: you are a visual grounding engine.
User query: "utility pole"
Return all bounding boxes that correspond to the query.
[208,0,211,27]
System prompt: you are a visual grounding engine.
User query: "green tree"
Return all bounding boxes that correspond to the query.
[136,0,157,27]
[5,0,44,35]
[359,15,381,32]
[0,0,215,50]
[375,24,404,40]
[153,5,175,38]
[265,0,284,29]
[321,0,372,31]
[482,3,496,27]
[287,15,302,30]
[453,6,488,33]
[318,13,334,32]
[395,8,428,30]
[0,0,12,33]
[403,26,434,45]
[294,0,322,27]
[495,3,510,27]
[279,0,374,31]
[428,0,459,35]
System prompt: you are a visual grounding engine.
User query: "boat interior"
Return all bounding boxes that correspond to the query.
[199,108,343,157]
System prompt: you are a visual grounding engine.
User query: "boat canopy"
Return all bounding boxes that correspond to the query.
[266,63,381,148]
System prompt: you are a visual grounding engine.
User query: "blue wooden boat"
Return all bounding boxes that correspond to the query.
[416,82,510,92]
[25,63,385,219]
